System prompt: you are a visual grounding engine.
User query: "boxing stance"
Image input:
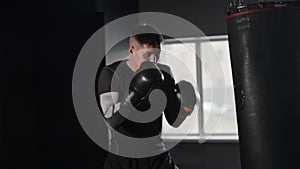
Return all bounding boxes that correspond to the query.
[97,25,196,169]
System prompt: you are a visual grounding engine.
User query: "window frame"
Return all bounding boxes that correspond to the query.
[161,35,239,142]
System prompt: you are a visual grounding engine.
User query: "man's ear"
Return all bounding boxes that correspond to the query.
[129,45,134,55]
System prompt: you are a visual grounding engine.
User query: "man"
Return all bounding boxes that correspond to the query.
[97,24,196,169]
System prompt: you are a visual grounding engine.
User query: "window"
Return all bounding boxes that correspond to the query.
[160,35,239,141]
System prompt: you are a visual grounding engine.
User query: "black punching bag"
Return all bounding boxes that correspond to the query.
[226,1,300,169]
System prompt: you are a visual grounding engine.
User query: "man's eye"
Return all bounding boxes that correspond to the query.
[144,53,152,58]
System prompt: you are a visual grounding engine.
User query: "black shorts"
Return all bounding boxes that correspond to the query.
[103,152,179,169]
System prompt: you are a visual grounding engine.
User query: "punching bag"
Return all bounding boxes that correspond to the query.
[226,1,300,169]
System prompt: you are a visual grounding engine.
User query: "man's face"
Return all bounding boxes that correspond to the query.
[134,44,161,64]
[129,38,161,68]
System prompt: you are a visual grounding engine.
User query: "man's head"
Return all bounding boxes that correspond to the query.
[128,24,163,71]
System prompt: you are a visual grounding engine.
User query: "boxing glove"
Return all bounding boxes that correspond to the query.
[164,80,197,127]
[175,81,197,116]
[128,61,165,111]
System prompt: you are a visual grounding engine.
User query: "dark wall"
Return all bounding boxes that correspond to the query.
[103,0,139,23]
[169,142,241,169]
[1,0,98,12]
[0,3,106,169]
[139,0,230,36]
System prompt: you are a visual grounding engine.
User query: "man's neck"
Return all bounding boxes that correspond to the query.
[126,60,137,72]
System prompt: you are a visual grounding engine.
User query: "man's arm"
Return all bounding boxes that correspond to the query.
[98,67,127,129]
[157,64,181,126]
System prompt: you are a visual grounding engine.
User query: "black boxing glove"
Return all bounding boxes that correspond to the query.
[100,62,165,128]
[128,61,165,111]
[163,80,197,127]
[175,81,197,116]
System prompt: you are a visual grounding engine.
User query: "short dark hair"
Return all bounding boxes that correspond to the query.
[130,24,163,46]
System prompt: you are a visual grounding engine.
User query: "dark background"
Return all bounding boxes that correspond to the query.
[0,0,241,168]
